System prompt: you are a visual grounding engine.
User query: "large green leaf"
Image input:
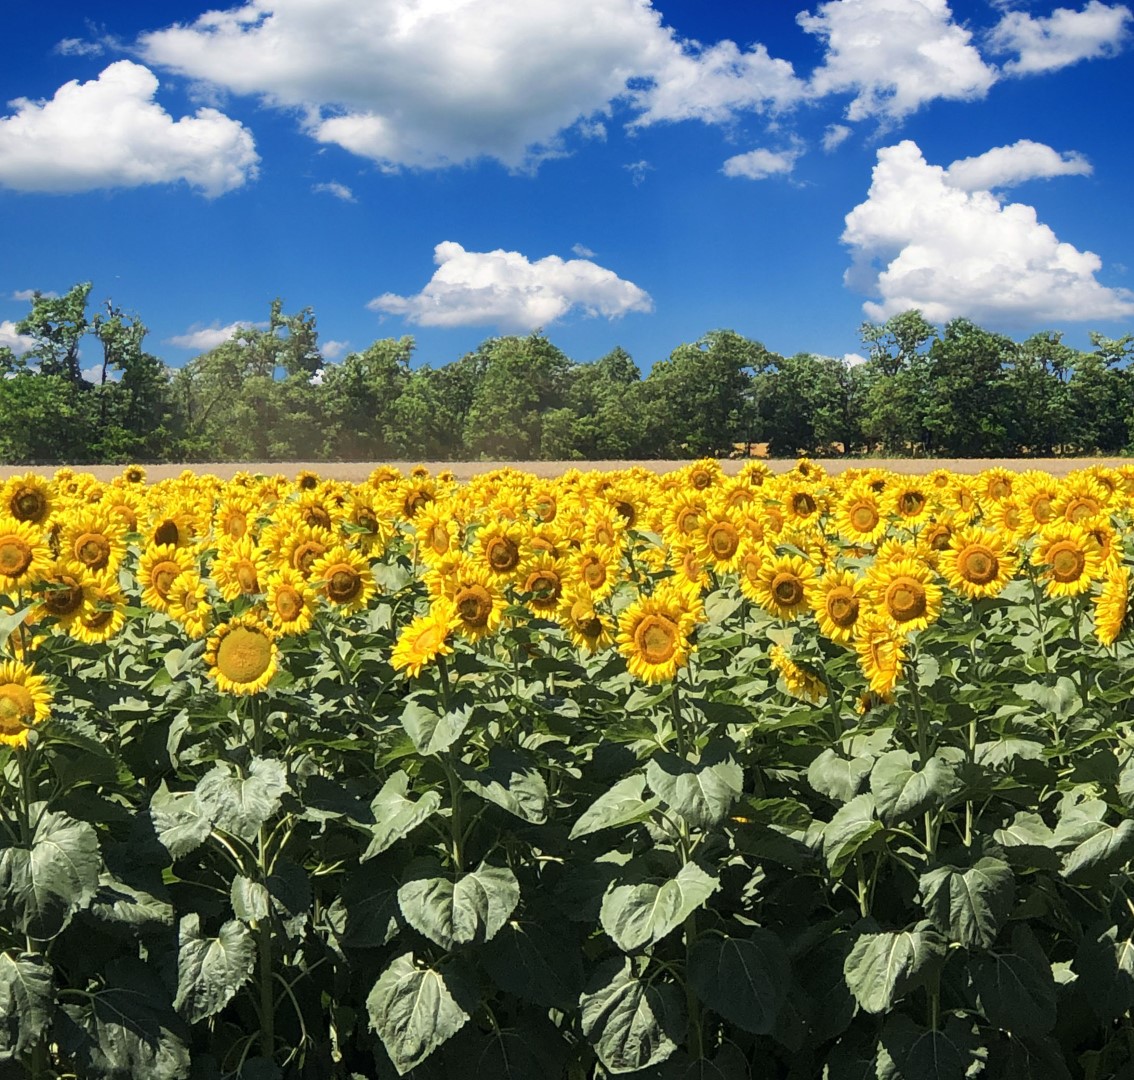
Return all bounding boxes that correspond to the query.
[0,808,100,939]
[457,749,548,823]
[843,924,946,1014]
[579,957,685,1075]
[645,748,743,830]
[599,862,718,953]
[366,952,472,1076]
[993,812,1060,872]
[0,951,53,1059]
[401,699,472,756]
[687,927,790,1034]
[1072,921,1134,1022]
[481,918,584,1010]
[173,914,256,1024]
[807,748,872,804]
[920,857,1014,949]
[970,927,1056,1037]
[876,1014,987,1080]
[196,758,288,842]
[822,794,883,877]
[148,783,211,860]
[1060,819,1134,882]
[397,860,520,950]
[364,772,443,860]
[986,1033,1072,1080]
[869,750,955,826]
[569,773,658,839]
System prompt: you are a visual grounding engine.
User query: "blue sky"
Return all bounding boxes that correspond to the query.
[1,0,1132,378]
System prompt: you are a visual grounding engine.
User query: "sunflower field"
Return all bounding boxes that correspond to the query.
[1,458,1134,1079]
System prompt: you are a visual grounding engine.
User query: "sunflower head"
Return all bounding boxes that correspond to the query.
[205,615,279,696]
[0,660,52,749]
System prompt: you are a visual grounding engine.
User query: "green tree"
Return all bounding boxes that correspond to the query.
[318,337,414,459]
[754,352,866,456]
[1002,332,1075,455]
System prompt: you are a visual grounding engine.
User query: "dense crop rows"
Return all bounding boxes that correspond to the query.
[1,459,1133,1079]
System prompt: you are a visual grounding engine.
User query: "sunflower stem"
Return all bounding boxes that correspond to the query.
[256,821,275,1063]
[669,679,687,759]
[1029,572,1051,679]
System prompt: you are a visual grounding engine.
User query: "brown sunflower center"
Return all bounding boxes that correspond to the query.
[292,540,326,575]
[792,492,817,517]
[456,584,492,628]
[534,495,557,522]
[404,491,433,518]
[826,587,859,628]
[75,532,111,570]
[273,587,304,623]
[1030,496,1053,523]
[0,536,33,577]
[486,536,520,574]
[426,523,451,556]
[690,470,712,490]
[958,544,998,585]
[11,488,47,523]
[84,606,115,631]
[570,600,604,640]
[216,626,273,685]
[897,491,926,517]
[0,684,35,734]
[582,557,608,590]
[524,569,561,607]
[676,508,700,536]
[612,500,636,528]
[885,576,928,622]
[635,614,678,664]
[235,561,261,594]
[45,576,83,616]
[152,560,183,599]
[153,520,180,547]
[326,565,362,603]
[771,572,804,609]
[988,478,1012,500]
[1049,542,1086,583]
[925,525,952,552]
[223,511,248,540]
[303,505,333,531]
[1065,497,1100,523]
[707,522,740,561]
[849,503,879,533]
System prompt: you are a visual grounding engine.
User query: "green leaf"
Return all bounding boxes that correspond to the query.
[196,758,288,842]
[993,811,1060,872]
[687,927,789,1034]
[807,748,872,804]
[569,773,658,839]
[174,914,255,1025]
[0,951,53,1058]
[457,749,548,823]
[579,957,685,1075]
[600,863,718,953]
[366,952,472,1076]
[1060,819,1134,882]
[401,699,472,755]
[1072,921,1134,1022]
[148,782,211,860]
[1015,677,1080,720]
[364,772,443,860]
[0,605,30,649]
[870,750,955,826]
[843,924,947,1014]
[971,927,1056,1037]
[91,871,174,928]
[397,861,520,950]
[876,1013,987,1080]
[986,1033,1072,1080]
[231,876,270,923]
[822,794,883,877]
[0,808,101,939]
[645,747,743,830]
[481,918,584,1011]
[974,738,1045,769]
[920,857,1014,949]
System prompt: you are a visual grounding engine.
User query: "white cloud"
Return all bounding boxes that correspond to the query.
[841,139,1134,325]
[313,180,356,202]
[320,339,349,360]
[624,160,653,185]
[81,363,121,384]
[12,289,58,302]
[945,139,1092,190]
[55,37,104,57]
[0,320,35,355]
[167,321,266,350]
[572,243,597,258]
[368,241,653,331]
[843,352,868,367]
[989,1,1132,74]
[822,123,852,151]
[722,145,802,180]
[0,61,259,196]
[798,0,997,121]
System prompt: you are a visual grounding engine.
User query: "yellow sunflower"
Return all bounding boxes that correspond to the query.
[167,572,212,640]
[264,567,318,637]
[810,568,863,644]
[887,482,933,528]
[308,544,377,615]
[853,613,907,696]
[473,520,528,582]
[205,614,279,695]
[391,598,457,678]
[70,575,127,646]
[517,553,566,616]
[769,645,827,704]
[616,584,698,684]
[441,560,506,643]
[4,474,52,525]
[745,552,816,621]
[865,557,942,634]
[0,517,50,592]
[274,522,335,579]
[939,527,1018,600]
[138,544,198,613]
[58,508,127,576]
[0,660,52,749]
[211,536,271,602]
[556,583,614,653]
[835,485,887,546]
[693,505,745,573]
[568,544,618,601]
[1033,523,1103,599]
[32,559,92,631]
[1093,564,1129,646]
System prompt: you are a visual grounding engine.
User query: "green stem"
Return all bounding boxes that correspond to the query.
[1029,573,1051,678]
[669,679,687,759]
[256,823,275,1061]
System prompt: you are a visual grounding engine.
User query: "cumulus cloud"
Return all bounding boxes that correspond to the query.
[0,61,259,196]
[55,37,105,57]
[368,241,653,331]
[12,289,58,302]
[989,0,1132,75]
[841,139,1134,325]
[167,321,266,351]
[799,0,997,121]
[0,321,35,355]
[313,181,356,202]
[320,339,349,360]
[944,139,1092,190]
[722,145,802,180]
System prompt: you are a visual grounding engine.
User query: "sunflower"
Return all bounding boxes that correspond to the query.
[781,483,825,529]
[0,660,52,749]
[810,568,863,644]
[4,474,52,525]
[684,459,721,491]
[414,507,462,567]
[662,492,707,548]
[32,559,91,631]
[939,527,1018,600]
[211,536,271,602]
[138,543,197,613]
[309,544,377,615]
[0,517,50,592]
[671,545,711,596]
[205,614,279,695]
[213,495,258,544]
[853,613,907,696]
[166,572,212,640]
[275,523,334,578]
[391,598,457,678]
[980,467,1016,504]
[264,568,318,637]
[518,553,566,616]
[693,505,745,573]
[835,485,887,546]
[1033,523,1103,599]
[887,482,933,528]
[474,520,528,582]
[556,583,614,653]
[1053,475,1109,527]
[616,584,698,684]
[120,464,147,486]
[1093,565,1129,646]
[345,491,393,556]
[58,508,127,575]
[745,552,815,621]
[439,560,506,643]
[530,483,560,524]
[865,557,942,634]
[769,645,827,704]
[144,506,196,549]
[70,576,127,646]
[1016,475,1060,531]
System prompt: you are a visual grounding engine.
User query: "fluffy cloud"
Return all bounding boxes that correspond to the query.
[312,181,356,202]
[799,0,997,120]
[841,139,1134,324]
[0,320,35,355]
[944,139,1092,190]
[12,289,58,301]
[989,1,1132,75]
[320,340,349,360]
[167,321,266,351]
[822,124,852,151]
[0,61,258,196]
[368,242,653,330]
[722,145,802,180]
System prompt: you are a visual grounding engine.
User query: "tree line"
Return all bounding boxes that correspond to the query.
[1,284,1132,464]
